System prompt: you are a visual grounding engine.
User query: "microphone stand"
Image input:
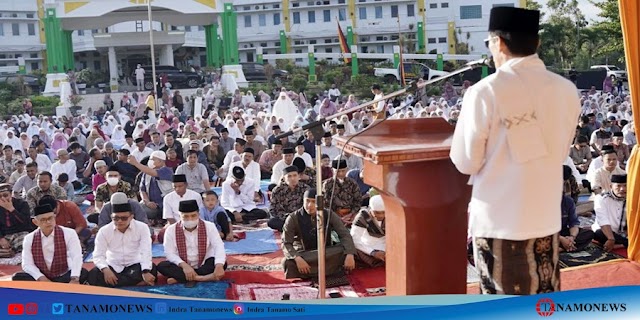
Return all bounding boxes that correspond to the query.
[274,60,487,299]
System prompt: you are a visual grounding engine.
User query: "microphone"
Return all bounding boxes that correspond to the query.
[465,57,493,67]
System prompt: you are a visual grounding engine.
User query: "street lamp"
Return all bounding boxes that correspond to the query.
[147,1,157,96]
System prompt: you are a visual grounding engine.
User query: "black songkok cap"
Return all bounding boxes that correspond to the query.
[489,7,540,35]
[332,159,348,169]
[172,174,187,183]
[562,165,572,182]
[33,204,53,216]
[611,174,627,184]
[282,148,295,154]
[235,138,246,145]
[243,147,254,155]
[336,124,345,129]
[304,188,317,199]
[323,132,332,138]
[283,165,298,175]
[135,137,144,143]
[179,200,199,213]
[613,131,623,137]
[232,166,246,179]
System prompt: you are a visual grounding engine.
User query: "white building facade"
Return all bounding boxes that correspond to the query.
[0,0,45,73]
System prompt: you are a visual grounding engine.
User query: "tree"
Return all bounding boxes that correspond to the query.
[590,0,624,63]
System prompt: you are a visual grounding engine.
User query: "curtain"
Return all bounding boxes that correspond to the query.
[619,0,640,262]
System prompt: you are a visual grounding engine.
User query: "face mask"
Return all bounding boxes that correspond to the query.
[107,177,119,186]
[183,220,198,229]
[605,127,612,133]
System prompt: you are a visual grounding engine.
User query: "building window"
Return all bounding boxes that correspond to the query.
[308,11,315,23]
[259,14,266,26]
[185,26,192,32]
[293,2,300,7]
[246,52,254,62]
[493,3,514,7]
[94,61,101,71]
[293,12,300,24]
[391,5,398,18]
[275,41,281,47]
[260,42,267,47]
[26,13,34,18]
[375,6,382,19]
[199,26,204,31]
[323,10,330,22]
[359,7,367,19]
[377,45,384,53]
[78,30,85,36]
[12,23,19,36]
[295,49,303,62]
[30,53,38,58]
[441,2,449,8]
[309,39,317,44]
[274,4,280,8]
[460,5,482,19]
[324,39,332,43]
[0,24,4,36]
[325,48,332,53]
[243,6,250,10]
[273,13,281,25]
[338,8,346,21]
[244,16,252,27]
[407,4,415,17]
[438,37,447,43]
[427,38,436,44]
[361,46,368,53]
[30,62,39,70]
[338,0,345,3]
[429,3,437,9]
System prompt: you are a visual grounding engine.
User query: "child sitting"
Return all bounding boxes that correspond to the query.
[200,191,235,241]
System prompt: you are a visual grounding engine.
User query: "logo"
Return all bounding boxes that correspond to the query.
[7,304,24,315]
[536,298,555,317]
[52,303,64,315]
[25,303,38,315]
[233,304,244,315]
[155,303,167,314]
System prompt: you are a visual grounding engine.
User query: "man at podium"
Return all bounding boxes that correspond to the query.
[450,7,580,295]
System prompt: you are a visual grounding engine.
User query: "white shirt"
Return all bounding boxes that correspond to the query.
[341,154,363,171]
[50,160,78,183]
[270,159,294,184]
[373,93,385,113]
[591,166,626,193]
[450,55,581,240]
[592,193,626,234]
[226,161,261,192]
[328,88,341,98]
[322,144,341,160]
[131,147,154,162]
[163,220,226,268]
[350,215,385,254]
[295,152,313,168]
[222,150,241,169]
[586,156,604,183]
[122,142,136,152]
[26,154,52,173]
[21,226,83,279]
[135,67,145,79]
[93,219,153,273]
[162,190,204,221]
[563,156,582,186]
[220,177,258,212]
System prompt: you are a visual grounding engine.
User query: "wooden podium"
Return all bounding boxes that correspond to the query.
[335,118,472,296]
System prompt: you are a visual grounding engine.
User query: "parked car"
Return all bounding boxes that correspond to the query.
[0,74,42,93]
[590,65,627,81]
[131,65,204,90]
[374,62,450,83]
[241,63,289,82]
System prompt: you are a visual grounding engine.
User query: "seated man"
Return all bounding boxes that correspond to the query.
[38,196,91,249]
[350,195,386,268]
[12,162,37,199]
[559,166,594,252]
[226,148,262,195]
[94,166,136,212]
[175,150,211,194]
[220,167,267,223]
[569,136,592,174]
[612,131,630,168]
[347,168,372,207]
[0,183,34,257]
[112,149,139,186]
[157,200,226,284]
[98,192,149,228]
[54,173,75,201]
[12,204,87,283]
[268,166,309,232]
[25,171,67,210]
[592,174,628,251]
[87,199,157,287]
[281,189,356,279]
[200,191,234,241]
[128,151,174,222]
[322,160,362,225]
[270,147,296,185]
[162,174,204,225]
[590,149,625,195]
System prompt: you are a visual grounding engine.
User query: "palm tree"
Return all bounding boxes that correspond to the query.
[579,28,603,67]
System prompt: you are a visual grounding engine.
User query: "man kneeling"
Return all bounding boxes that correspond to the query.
[158,200,226,284]
[281,189,356,279]
[13,204,87,283]
[350,195,386,268]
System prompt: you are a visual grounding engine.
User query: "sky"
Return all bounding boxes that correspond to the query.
[536,0,603,22]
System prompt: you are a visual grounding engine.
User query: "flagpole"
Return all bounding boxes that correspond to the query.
[397,16,405,86]
[147,1,157,96]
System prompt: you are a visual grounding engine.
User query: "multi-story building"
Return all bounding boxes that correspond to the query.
[0,0,525,75]
[0,0,45,73]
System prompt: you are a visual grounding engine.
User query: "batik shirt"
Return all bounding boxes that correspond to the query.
[322,177,362,213]
[269,183,309,220]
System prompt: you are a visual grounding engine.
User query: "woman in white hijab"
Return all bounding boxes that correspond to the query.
[272,92,301,131]
[102,117,116,137]
[4,130,22,152]
[110,125,126,148]
[132,120,147,139]
[71,128,87,147]
[243,91,256,106]
[226,119,242,140]
[338,114,356,135]
[0,124,8,142]
[26,122,40,137]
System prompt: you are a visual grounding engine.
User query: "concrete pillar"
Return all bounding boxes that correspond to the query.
[44,8,63,73]
[350,45,358,79]
[417,22,425,52]
[481,54,489,78]
[279,30,288,54]
[205,24,222,68]
[347,26,354,47]
[437,53,444,71]
[160,45,174,66]
[256,47,264,64]
[393,45,400,69]
[108,47,119,92]
[221,3,239,65]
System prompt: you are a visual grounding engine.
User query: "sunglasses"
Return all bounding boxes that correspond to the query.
[484,36,498,48]
[111,215,131,221]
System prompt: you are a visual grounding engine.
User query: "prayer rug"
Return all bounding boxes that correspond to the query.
[0,255,21,266]
[84,243,166,262]
[347,267,385,297]
[121,281,230,299]
[230,281,358,300]
[224,229,279,255]
[559,244,625,269]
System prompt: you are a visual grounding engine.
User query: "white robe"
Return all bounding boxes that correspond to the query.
[272,93,301,131]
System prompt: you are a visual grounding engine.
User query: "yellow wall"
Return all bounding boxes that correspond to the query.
[348,0,356,27]
[520,0,527,8]
[448,22,455,54]
[37,0,47,71]
[283,0,291,32]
